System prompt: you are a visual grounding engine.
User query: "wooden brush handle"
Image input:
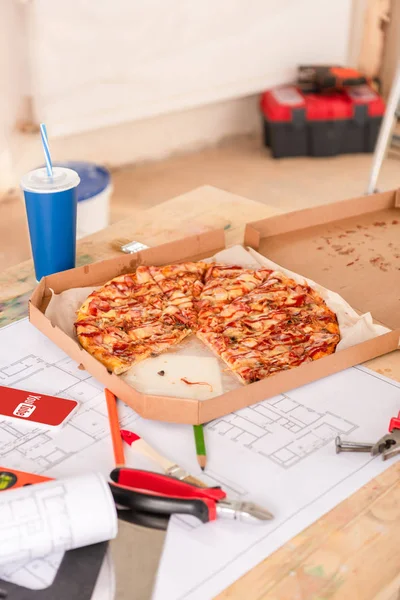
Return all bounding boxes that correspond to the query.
[181,475,208,488]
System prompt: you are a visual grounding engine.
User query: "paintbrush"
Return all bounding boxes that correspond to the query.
[121,429,207,488]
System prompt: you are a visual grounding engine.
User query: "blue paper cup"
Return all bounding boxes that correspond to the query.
[20,167,80,280]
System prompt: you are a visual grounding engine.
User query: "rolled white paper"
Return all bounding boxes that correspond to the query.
[0,472,118,566]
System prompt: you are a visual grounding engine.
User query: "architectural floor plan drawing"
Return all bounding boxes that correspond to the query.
[0,470,117,591]
[207,394,357,468]
[2,319,400,600]
[0,481,74,565]
[0,340,140,479]
[150,366,400,600]
[0,551,64,590]
[0,472,117,567]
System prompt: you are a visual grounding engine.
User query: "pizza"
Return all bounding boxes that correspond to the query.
[75,271,191,374]
[76,262,340,381]
[147,262,208,329]
[196,271,340,383]
[196,264,272,329]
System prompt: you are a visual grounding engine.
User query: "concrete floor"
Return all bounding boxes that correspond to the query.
[2,134,400,272]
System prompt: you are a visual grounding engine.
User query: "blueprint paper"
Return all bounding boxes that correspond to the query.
[0,547,115,596]
[0,551,64,590]
[0,472,117,566]
[148,366,400,600]
[0,319,147,590]
[0,319,142,481]
[1,319,399,599]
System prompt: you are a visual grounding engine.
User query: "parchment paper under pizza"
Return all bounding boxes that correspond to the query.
[45,245,388,399]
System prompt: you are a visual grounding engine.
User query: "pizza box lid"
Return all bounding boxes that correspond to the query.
[244,188,400,331]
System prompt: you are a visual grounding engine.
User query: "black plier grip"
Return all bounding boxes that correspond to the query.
[109,467,226,529]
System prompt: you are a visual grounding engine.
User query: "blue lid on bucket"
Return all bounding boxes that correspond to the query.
[53,161,111,202]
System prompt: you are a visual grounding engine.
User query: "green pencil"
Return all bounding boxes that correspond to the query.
[193,424,207,471]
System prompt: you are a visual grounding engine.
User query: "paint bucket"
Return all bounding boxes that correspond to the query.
[54,161,112,239]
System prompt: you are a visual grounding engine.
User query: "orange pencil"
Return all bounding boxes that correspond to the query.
[105,388,125,466]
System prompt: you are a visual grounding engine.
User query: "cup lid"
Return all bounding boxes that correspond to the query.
[20,167,80,193]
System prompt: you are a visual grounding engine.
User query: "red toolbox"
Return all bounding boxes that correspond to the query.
[260,85,385,158]
[344,85,385,153]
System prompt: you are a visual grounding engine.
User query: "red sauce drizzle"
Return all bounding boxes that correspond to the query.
[180,378,213,391]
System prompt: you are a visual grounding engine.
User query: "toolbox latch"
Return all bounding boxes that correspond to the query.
[353,104,367,126]
[292,108,305,129]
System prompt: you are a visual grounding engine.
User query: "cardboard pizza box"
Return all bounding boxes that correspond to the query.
[29,188,400,424]
[244,188,400,331]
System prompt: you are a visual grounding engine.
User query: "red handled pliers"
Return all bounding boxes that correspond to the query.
[109,467,273,530]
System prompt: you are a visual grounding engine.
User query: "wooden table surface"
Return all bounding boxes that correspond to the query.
[4,185,400,600]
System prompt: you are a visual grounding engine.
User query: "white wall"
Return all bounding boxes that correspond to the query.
[2,0,356,187]
[28,0,353,137]
[0,1,29,188]
[10,93,260,181]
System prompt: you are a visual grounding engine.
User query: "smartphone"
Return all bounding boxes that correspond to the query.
[0,385,79,430]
